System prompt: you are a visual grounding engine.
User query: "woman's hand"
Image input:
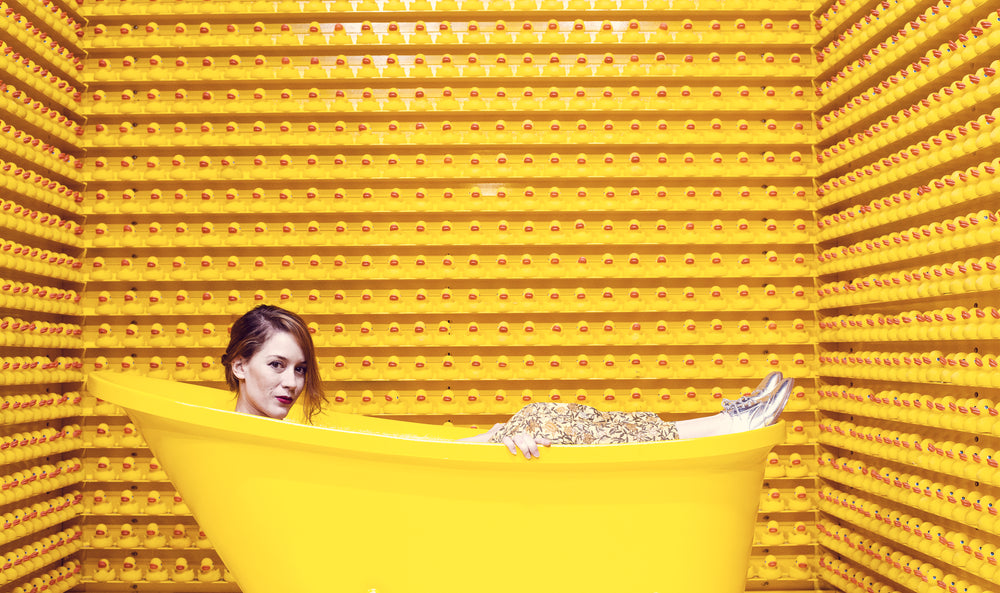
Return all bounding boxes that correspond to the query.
[499,432,551,459]
[458,423,552,459]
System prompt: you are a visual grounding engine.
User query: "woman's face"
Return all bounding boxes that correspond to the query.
[232,331,307,420]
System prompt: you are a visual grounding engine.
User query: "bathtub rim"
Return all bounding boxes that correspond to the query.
[87,370,786,466]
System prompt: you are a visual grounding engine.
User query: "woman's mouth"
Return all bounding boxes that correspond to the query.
[275,395,294,405]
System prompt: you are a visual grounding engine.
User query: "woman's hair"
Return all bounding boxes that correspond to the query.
[222,305,325,423]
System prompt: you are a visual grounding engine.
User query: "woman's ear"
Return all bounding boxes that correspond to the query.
[231,356,247,381]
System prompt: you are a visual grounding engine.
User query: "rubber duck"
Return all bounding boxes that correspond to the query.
[90,490,113,514]
[788,486,812,511]
[143,489,166,514]
[146,558,168,582]
[169,524,192,549]
[92,456,114,481]
[172,557,194,582]
[118,490,140,515]
[118,523,140,547]
[758,555,782,580]
[120,423,141,448]
[172,494,190,515]
[89,524,112,548]
[93,558,114,582]
[119,456,140,481]
[198,558,221,582]
[760,488,785,512]
[788,521,811,544]
[788,555,811,579]
[119,557,142,582]
[764,453,785,478]
[758,519,784,546]
[195,529,212,548]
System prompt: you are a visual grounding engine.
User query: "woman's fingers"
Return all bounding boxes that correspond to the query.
[501,433,552,459]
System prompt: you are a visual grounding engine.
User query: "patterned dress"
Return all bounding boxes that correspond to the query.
[487,402,679,445]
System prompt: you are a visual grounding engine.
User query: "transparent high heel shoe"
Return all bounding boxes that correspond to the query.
[721,371,783,415]
[722,377,793,432]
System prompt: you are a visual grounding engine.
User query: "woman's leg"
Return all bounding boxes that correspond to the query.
[676,377,793,439]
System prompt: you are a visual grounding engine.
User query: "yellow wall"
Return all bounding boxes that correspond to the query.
[0,0,997,591]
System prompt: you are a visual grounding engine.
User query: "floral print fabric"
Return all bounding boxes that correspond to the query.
[488,402,679,445]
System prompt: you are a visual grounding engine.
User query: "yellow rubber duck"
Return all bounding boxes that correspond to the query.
[172,557,194,582]
[120,557,142,582]
[93,558,115,582]
[198,557,221,582]
[169,524,192,549]
[89,523,113,548]
[147,558,168,581]
[118,522,140,547]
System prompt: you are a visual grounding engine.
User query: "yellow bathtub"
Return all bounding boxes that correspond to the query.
[87,371,784,593]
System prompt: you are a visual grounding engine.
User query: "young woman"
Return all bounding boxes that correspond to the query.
[223,305,792,459]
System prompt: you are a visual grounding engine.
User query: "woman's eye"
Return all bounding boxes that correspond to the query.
[295,366,307,375]
[269,361,284,370]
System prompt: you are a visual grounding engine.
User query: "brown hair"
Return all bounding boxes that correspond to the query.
[222,305,325,423]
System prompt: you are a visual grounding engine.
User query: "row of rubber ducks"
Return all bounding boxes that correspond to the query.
[818,506,999,591]
[0,156,82,214]
[86,151,811,182]
[87,422,147,449]
[89,456,168,482]
[323,384,812,415]
[86,252,812,282]
[82,0,809,14]
[0,8,81,74]
[817,383,1000,435]
[817,454,1000,534]
[817,521,998,593]
[91,350,814,382]
[0,392,82,425]
[818,554,900,593]
[762,452,814,478]
[818,84,999,173]
[821,480,999,553]
[0,356,84,387]
[91,556,229,583]
[87,86,811,118]
[818,419,1000,485]
[0,458,82,508]
[752,520,814,546]
[758,486,812,513]
[817,157,999,241]
[816,68,990,193]
[818,208,1000,273]
[0,120,81,181]
[0,528,81,589]
[0,425,82,466]
[89,318,815,349]
[814,0,919,66]
[819,349,1000,389]
[86,522,210,549]
[818,74,993,201]
[0,279,80,316]
[0,491,82,547]
[2,0,82,44]
[86,217,812,247]
[0,199,82,247]
[84,183,814,214]
[86,52,807,84]
[746,554,812,580]
[819,305,1000,342]
[817,58,998,148]
[86,488,189,514]
[87,117,811,147]
[817,256,1000,308]
[816,7,994,107]
[819,119,1000,207]
[0,319,83,349]
[88,285,814,316]
[88,18,806,48]
[6,562,79,593]
[1,81,82,144]
[0,40,80,109]
[0,239,82,283]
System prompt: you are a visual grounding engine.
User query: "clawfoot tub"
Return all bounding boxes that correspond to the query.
[87,371,784,593]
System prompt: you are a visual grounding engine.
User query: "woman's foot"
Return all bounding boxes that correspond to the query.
[721,377,793,433]
[721,371,784,415]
